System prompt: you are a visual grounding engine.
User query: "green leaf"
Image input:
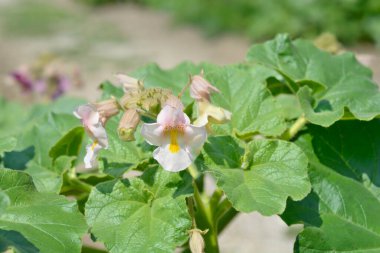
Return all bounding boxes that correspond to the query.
[0,230,39,253]
[204,65,287,136]
[247,34,380,126]
[85,167,192,253]
[203,136,310,215]
[0,169,87,253]
[282,120,380,252]
[275,94,302,120]
[16,113,80,167]
[9,113,82,192]
[0,98,30,138]
[298,165,380,253]
[100,80,124,99]
[3,146,35,170]
[49,126,84,161]
[0,137,16,154]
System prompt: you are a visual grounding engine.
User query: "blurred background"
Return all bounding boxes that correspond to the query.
[0,0,379,252]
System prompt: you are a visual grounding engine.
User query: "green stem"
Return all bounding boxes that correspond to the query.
[61,173,93,196]
[193,182,220,253]
[188,164,200,179]
[186,196,197,228]
[217,207,238,234]
[282,115,308,140]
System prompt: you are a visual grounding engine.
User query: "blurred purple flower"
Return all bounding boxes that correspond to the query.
[52,75,70,100]
[10,70,33,92]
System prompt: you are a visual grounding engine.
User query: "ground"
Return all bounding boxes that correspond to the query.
[0,1,379,252]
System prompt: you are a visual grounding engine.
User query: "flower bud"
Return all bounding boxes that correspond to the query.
[189,229,208,253]
[190,73,220,102]
[94,98,120,125]
[118,109,140,141]
[119,91,140,110]
[165,95,184,110]
[116,74,143,92]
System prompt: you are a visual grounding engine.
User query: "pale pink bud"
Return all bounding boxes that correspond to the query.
[165,95,184,111]
[118,109,140,141]
[190,73,220,102]
[94,98,120,125]
[116,74,142,92]
[189,229,208,253]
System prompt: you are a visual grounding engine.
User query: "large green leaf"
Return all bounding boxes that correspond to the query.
[247,34,380,127]
[203,136,310,215]
[282,120,380,252]
[0,169,87,253]
[85,167,192,253]
[204,65,287,136]
[49,126,84,161]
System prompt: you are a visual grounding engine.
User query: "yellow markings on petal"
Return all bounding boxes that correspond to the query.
[169,130,180,153]
[91,140,98,151]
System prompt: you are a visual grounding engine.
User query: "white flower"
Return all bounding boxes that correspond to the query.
[141,101,207,172]
[116,74,142,92]
[74,104,108,168]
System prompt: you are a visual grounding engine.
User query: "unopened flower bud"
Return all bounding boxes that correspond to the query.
[190,72,220,102]
[94,98,120,125]
[189,229,208,253]
[120,91,140,110]
[116,74,143,92]
[118,109,140,141]
[165,95,184,110]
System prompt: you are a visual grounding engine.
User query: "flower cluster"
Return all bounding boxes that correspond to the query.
[74,71,231,172]
[8,54,81,100]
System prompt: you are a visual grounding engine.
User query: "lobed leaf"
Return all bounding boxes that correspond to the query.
[203,136,310,215]
[85,167,192,253]
[247,34,380,127]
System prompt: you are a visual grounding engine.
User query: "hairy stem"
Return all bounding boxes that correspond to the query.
[178,75,192,98]
[187,196,197,228]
